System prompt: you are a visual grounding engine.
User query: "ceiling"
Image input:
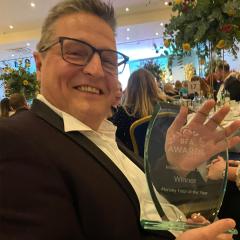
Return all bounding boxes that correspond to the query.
[0,0,172,61]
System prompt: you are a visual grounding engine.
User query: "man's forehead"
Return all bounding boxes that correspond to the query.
[53,13,116,47]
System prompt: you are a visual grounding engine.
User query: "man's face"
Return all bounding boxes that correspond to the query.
[113,82,122,107]
[34,13,118,130]
[215,69,225,81]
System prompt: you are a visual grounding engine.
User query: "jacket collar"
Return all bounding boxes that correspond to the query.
[30,99,140,217]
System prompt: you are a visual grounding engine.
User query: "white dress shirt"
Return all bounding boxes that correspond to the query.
[37,94,184,236]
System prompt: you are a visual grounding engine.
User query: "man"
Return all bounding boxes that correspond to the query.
[0,0,239,239]
[215,62,231,84]
[9,93,29,115]
[206,62,230,100]
[224,72,240,101]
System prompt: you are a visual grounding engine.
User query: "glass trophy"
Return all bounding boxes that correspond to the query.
[141,103,237,234]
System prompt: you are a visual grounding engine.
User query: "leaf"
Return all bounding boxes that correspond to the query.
[163,0,240,65]
[194,21,209,42]
[195,0,210,12]
[208,7,222,22]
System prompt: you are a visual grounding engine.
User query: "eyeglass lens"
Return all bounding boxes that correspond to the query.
[61,39,126,74]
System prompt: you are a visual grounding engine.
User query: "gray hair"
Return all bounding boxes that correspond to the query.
[36,0,116,51]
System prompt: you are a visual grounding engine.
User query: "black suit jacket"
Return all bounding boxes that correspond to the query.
[10,107,29,116]
[0,99,174,240]
[224,76,240,101]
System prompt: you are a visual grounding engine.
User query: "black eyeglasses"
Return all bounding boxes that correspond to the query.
[39,36,129,74]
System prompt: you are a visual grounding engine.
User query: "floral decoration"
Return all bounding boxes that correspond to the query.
[143,60,163,81]
[164,0,240,58]
[0,59,39,100]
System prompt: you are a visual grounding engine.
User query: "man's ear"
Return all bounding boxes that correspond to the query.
[33,52,43,83]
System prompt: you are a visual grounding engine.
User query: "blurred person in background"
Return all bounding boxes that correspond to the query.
[206,62,230,100]
[164,82,179,98]
[179,81,189,99]
[111,68,174,151]
[224,72,240,102]
[112,81,122,108]
[0,97,14,118]
[9,93,29,116]
[190,76,210,98]
[174,80,182,94]
[0,1,239,239]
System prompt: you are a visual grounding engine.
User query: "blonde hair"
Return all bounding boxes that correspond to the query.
[164,83,175,93]
[122,68,165,118]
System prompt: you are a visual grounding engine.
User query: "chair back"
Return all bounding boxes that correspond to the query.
[129,112,177,158]
[130,116,151,158]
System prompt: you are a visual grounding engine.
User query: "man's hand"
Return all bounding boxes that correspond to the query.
[176,219,235,240]
[165,99,240,172]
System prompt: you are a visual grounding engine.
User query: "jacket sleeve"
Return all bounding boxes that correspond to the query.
[0,126,86,240]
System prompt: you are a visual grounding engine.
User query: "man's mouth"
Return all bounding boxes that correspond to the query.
[74,85,103,95]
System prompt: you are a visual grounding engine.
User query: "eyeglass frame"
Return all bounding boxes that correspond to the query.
[39,36,129,74]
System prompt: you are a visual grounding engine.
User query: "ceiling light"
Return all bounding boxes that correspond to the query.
[164,1,169,5]
[30,2,36,7]
[155,32,159,36]
[126,28,130,32]
[11,54,15,57]
[26,42,31,46]
[125,7,129,12]
[126,36,130,40]
[9,25,14,29]
[160,22,164,26]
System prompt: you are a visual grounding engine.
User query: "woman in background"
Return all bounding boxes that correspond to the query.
[179,81,189,98]
[164,82,179,98]
[111,68,167,151]
[174,80,182,94]
[191,76,210,98]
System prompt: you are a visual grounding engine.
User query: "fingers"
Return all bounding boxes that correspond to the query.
[227,136,240,149]
[176,219,235,240]
[189,99,215,126]
[227,136,240,148]
[212,120,240,145]
[169,106,188,132]
[224,120,240,137]
[190,213,210,224]
[200,219,235,239]
[213,136,240,155]
[205,105,230,130]
[212,156,224,164]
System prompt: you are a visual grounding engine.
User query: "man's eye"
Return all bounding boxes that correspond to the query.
[102,58,113,64]
[65,50,85,56]
[65,50,88,57]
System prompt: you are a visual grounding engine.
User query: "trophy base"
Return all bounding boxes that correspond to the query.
[141,219,238,234]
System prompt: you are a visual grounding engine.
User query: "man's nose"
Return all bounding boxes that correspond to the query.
[82,53,104,77]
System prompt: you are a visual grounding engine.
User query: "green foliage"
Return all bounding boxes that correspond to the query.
[143,60,163,81]
[0,63,39,100]
[164,0,240,58]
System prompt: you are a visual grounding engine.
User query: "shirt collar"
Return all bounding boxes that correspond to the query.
[36,94,116,138]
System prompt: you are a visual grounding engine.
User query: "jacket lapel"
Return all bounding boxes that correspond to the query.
[30,99,140,217]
